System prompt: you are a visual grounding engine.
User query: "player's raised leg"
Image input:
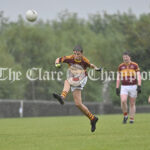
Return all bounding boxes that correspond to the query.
[53,80,70,105]
[61,80,70,98]
[72,89,98,132]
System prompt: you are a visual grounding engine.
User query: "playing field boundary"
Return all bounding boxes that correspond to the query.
[0,100,149,118]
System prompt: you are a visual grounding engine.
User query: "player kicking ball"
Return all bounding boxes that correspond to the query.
[53,45,101,132]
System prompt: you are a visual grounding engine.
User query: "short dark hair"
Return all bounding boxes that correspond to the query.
[73,45,83,53]
[123,51,130,56]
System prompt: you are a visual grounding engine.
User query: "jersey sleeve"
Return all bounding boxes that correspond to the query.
[135,64,140,72]
[82,56,91,68]
[59,55,73,64]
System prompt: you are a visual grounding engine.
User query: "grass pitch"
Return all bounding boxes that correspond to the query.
[0,113,150,150]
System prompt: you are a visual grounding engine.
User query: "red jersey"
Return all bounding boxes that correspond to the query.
[118,61,140,85]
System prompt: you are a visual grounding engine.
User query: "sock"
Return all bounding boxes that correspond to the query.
[130,117,134,121]
[124,112,128,118]
[87,112,95,120]
[61,91,68,99]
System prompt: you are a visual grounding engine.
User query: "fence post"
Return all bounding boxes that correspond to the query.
[19,100,23,118]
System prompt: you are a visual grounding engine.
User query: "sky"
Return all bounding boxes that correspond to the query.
[1,0,150,22]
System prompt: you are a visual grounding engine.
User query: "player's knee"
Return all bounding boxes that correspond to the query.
[121,100,127,104]
[130,102,135,107]
[64,80,70,85]
[64,80,68,83]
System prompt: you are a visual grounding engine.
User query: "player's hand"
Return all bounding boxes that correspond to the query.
[95,67,102,72]
[116,88,120,96]
[137,85,141,94]
[55,63,61,68]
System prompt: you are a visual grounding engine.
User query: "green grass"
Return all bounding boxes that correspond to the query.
[0,113,150,150]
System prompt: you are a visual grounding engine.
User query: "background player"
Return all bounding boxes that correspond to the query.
[116,52,141,124]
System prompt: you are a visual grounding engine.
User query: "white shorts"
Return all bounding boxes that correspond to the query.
[71,76,88,92]
[120,85,137,98]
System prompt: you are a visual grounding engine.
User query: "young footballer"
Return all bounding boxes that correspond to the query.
[116,52,141,124]
[53,45,101,132]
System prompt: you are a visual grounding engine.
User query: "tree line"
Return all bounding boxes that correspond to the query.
[0,10,150,105]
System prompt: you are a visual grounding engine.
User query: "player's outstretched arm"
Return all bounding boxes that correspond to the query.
[90,64,102,71]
